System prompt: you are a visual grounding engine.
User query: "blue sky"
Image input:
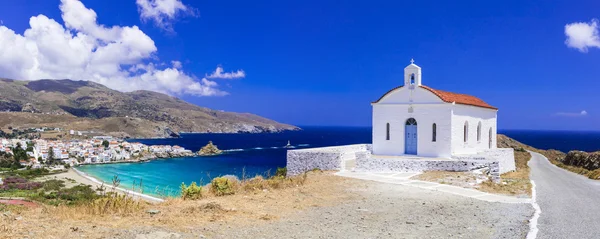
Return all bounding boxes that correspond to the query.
[0,0,599,130]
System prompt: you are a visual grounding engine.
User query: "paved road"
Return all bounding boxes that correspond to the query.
[529,151,600,239]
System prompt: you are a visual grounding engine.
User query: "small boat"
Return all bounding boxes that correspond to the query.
[283,140,294,148]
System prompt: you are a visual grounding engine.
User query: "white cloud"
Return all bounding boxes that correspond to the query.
[565,19,600,52]
[171,60,182,69]
[0,0,236,97]
[136,0,196,32]
[555,110,588,117]
[206,66,246,79]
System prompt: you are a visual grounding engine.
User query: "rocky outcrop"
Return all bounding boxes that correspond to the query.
[198,141,222,156]
[20,103,39,113]
[561,151,600,171]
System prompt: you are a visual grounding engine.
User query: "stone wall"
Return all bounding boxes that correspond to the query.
[356,154,500,182]
[286,144,371,176]
[452,148,515,174]
[286,144,511,182]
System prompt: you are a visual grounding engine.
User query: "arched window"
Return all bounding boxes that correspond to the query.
[410,73,415,85]
[489,127,493,149]
[464,121,469,142]
[386,123,390,140]
[432,123,437,142]
[477,122,482,142]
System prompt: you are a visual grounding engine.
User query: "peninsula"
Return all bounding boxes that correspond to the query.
[0,79,299,138]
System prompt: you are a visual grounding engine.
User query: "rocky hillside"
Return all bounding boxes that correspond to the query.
[0,79,298,138]
[561,151,600,171]
[496,134,600,179]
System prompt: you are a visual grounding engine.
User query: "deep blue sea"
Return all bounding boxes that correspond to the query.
[76,127,600,197]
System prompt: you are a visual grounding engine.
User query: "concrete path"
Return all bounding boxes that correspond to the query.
[529,151,600,239]
[335,171,530,204]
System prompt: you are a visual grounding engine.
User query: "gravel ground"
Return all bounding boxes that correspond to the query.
[210,183,532,239]
[6,173,532,239]
[114,181,532,239]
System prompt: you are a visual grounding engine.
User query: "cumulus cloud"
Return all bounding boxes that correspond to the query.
[136,0,196,31]
[565,19,600,52]
[555,110,588,117]
[206,66,246,79]
[0,0,236,96]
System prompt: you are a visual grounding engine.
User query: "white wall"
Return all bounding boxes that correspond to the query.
[375,86,442,104]
[286,144,371,176]
[372,88,452,158]
[451,105,497,155]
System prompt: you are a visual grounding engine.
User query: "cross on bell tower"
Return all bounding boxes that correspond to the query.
[404,59,422,86]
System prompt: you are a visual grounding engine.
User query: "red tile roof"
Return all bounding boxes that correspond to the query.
[373,85,497,110]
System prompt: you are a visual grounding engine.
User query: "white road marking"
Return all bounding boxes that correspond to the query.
[527,179,541,239]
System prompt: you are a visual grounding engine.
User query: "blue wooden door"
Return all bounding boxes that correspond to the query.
[405,118,418,155]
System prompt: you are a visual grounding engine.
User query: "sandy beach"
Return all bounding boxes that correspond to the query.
[36,169,164,203]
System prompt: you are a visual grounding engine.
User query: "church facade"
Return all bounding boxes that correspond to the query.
[372,60,497,158]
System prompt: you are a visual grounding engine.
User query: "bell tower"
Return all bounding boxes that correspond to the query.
[404,59,422,86]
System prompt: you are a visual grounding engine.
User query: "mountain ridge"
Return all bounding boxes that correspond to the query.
[0,78,299,138]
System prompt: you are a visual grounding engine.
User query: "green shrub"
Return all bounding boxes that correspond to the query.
[180,182,203,200]
[42,179,66,191]
[274,167,287,178]
[514,147,527,152]
[211,177,235,196]
[49,184,100,203]
[4,168,50,179]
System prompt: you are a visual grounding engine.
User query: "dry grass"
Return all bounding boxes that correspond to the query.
[84,194,146,215]
[0,171,362,238]
[413,150,533,197]
[39,131,66,139]
[180,173,310,200]
[479,151,532,196]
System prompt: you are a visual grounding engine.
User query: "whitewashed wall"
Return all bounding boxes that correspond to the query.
[372,87,452,158]
[451,105,497,155]
[286,144,371,176]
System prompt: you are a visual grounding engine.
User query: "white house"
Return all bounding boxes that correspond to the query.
[372,60,497,158]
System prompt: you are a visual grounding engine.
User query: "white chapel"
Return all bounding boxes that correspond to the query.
[371,60,498,158]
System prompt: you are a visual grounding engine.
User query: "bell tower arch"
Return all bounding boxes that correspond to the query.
[404,59,422,86]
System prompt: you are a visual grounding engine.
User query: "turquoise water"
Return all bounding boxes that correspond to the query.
[76,126,372,197]
[76,127,600,198]
[77,156,280,197]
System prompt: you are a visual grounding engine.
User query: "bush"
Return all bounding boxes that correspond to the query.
[42,179,66,191]
[180,182,203,200]
[211,177,235,196]
[54,184,100,202]
[6,168,50,179]
[274,167,287,178]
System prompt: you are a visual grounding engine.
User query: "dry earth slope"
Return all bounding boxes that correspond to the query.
[0,79,298,137]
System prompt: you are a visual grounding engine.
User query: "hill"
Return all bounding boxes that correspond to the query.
[0,79,298,138]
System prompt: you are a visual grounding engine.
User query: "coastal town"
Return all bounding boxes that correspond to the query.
[0,133,195,169]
